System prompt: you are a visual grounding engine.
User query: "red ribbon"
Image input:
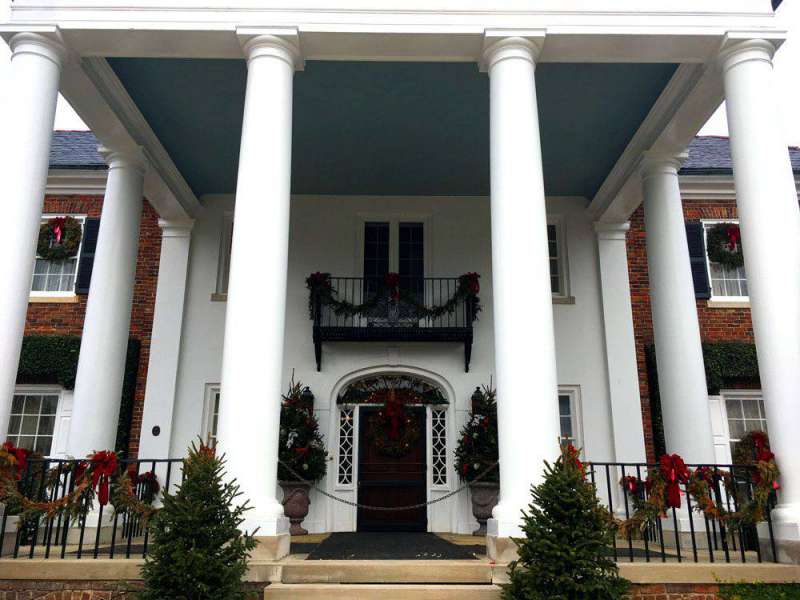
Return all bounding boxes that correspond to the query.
[89,451,118,506]
[2,442,29,481]
[384,389,404,440]
[725,224,741,252]
[384,272,401,301]
[51,217,67,244]
[462,273,480,294]
[660,454,690,509]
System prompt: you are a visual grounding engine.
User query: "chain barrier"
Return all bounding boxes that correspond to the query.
[278,459,499,512]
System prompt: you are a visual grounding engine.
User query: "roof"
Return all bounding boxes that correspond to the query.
[681,136,800,176]
[49,131,106,170]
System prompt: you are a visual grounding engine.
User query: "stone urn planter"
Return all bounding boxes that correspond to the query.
[469,481,499,536]
[280,482,312,536]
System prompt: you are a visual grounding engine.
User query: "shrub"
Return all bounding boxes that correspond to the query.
[454,385,499,483]
[718,583,800,600]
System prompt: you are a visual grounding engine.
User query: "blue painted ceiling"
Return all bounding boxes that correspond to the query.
[107,58,677,198]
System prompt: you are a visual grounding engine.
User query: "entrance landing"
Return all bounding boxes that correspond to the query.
[291,532,486,560]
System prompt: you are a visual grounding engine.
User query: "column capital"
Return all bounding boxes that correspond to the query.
[158,218,194,238]
[594,221,630,241]
[237,28,303,71]
[8,32,66,68]
[718,36,777,74]
[99,145,147,174]
[481,29,545,72]
[639,150,687,181]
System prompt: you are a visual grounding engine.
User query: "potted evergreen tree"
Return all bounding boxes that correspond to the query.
[504,444,629,600]
[140,442,256,600]
[455,385,499,535]
[278,380,327,535]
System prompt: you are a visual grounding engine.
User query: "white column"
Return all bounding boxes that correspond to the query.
[640,154,715,464]
[721,38,800,546]
[138,219,193,460]
[0,33,65,438]
[216,33,300,539]
[67,148,145,457]
[595,223,647,464]
[483,34,562,541]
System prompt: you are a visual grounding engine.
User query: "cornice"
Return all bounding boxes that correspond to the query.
[46,169,108,195]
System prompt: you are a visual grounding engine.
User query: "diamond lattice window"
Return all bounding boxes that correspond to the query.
[431,408,447,486]
[338,407,355,485]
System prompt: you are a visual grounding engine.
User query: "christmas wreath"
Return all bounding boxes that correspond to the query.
[37,217,83,261]
[367,389,421,458]
[706,222,744,269]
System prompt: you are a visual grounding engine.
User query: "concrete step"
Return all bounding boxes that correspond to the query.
[279,559,496,584]
[264,583,503,600]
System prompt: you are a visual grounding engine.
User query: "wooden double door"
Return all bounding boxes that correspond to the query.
[357,406,428,532]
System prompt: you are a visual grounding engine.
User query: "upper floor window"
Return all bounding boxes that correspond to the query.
[558,386,583,450]
[31,215,87,296]
[548,221,568,297]
[204,385,221,446]
[703,220,748,300]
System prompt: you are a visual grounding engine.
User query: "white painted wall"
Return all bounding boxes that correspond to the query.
[170,193,615,533]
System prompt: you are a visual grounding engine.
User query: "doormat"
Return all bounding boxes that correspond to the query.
[304,532,485,560]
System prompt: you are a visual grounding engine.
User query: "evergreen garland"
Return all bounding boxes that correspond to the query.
[504,445,629,600]
[278,380,328,483]
[454,386,499,483]
[139,442,257,600]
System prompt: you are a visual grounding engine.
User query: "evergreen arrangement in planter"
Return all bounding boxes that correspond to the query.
[139,442,256,600]
[455,385,499,535]
[503,445,629,600]
[278,380,327,535]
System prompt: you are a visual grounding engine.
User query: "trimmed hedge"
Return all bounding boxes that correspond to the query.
[645,342,760,458]
[719,583,800,600]
[16,335,141,456]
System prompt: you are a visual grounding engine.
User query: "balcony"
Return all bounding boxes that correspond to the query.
[307,274,481,372]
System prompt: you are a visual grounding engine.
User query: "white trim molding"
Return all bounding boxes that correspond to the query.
[46,169,108,196]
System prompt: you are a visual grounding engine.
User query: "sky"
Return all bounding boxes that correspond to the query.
[1,2,798,146]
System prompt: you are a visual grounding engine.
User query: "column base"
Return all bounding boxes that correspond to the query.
[66,510,116,546]
[251,533,291,561]
[486,518,520,563]
[765,504,800,564]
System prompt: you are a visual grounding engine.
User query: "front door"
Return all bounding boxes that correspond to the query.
[357,406,427,532]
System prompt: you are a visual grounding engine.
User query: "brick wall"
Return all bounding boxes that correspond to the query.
[629,583,720,599]
[24,194,162,457]
[627,198,755,462]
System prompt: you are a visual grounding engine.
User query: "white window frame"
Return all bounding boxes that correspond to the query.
[701,219,749,303]
[355,213,433,278]
[548,216,571,301]
[557,385,583,452]
[9,385,71,458]
[214,212,234,298]
[30,214,87,299]
[711,389,767,464]
[202,384,221,446]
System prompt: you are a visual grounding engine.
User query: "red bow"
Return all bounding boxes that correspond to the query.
[660,454,690,509]
[2,442,29,481]
[307,272,331,288]
[462,273,480,294]
[51,217,67,244]
[294,447,309,456]
[725,225,741,252]
[563,444,585,478]
[89,451,118,506]
[384,273,401,301]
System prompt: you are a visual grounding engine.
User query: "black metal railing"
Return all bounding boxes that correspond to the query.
[589,462,778,564]
[311,276,477,372]
[0,457,183,560]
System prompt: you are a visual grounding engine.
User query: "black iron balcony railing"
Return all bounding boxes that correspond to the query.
[309,276,478,372]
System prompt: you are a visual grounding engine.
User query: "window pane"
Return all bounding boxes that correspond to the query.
[37,415,55,436]
[11,396,24,414]
[558,395,571,416]
[34,436,53,455]
[17,437,35,451]
[41,396,58,414]
[725,399,742,419]
[8,416,21,435]
[742,400,761,420]
[560,417,573,439]
[728,420,745,440]
[24,396,41,414]
[20,416,38,435]
[706,224,748,298]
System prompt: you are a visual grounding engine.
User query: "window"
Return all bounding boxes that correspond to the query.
[204,385,221,446]
[7,392,59,455]
[724,392,768,454]
[215,214,234,296]
[547,219,569,298]
[557,387,583,449]
[31,215,85,295]
[430,407,448,487]
[337,407,355,486]
[703,221,748,300]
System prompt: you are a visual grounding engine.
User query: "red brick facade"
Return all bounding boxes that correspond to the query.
[627,197,754,462]
[24,194,161,457]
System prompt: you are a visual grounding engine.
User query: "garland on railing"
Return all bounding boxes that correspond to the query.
[306,271,481,321]
[0,443,159,524]
[618,439,779,538]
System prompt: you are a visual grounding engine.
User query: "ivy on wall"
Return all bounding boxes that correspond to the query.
[645,342,760,458]
[719,583,800,600]
[15,335,141,456]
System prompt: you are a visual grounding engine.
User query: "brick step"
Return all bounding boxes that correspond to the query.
[264,583,503,600]
[278,559,497,584]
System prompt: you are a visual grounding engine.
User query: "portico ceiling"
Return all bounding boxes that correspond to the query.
[107,58,677,199]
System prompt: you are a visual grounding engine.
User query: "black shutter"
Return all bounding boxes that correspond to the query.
[75,218,100,294]
[685,222,710,300]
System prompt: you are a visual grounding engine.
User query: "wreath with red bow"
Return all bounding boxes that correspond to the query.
[37,217,83,261]
[367,396,421,458]
[706,222,744,269]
